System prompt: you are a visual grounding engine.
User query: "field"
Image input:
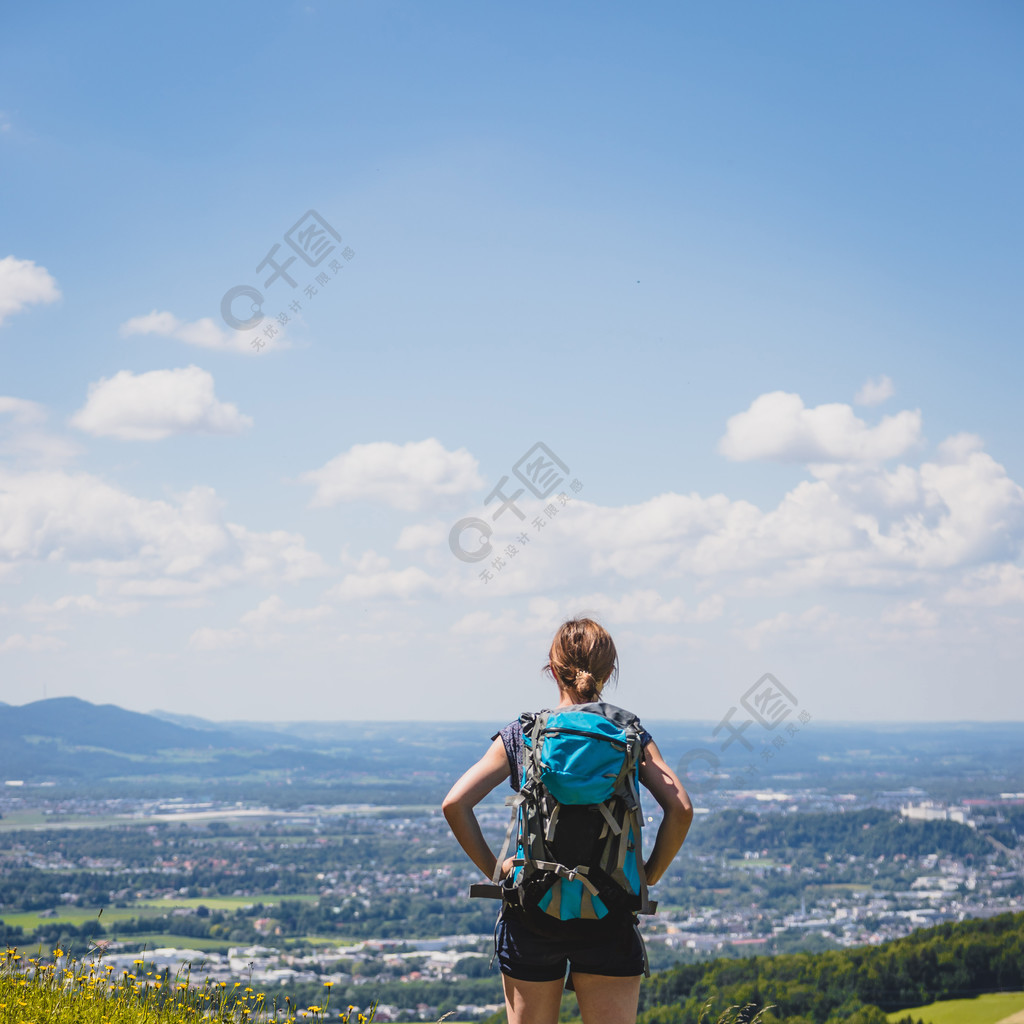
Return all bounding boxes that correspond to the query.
[104,932,236,952]
[887,991,1024,1024]
[0,894,319,933]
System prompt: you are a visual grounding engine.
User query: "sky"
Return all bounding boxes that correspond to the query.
[1,2,1023,725]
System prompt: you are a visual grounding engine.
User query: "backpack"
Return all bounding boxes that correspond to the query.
[471,701,657,940]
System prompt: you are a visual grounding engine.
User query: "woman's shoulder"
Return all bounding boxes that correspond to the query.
[493,719,523,742]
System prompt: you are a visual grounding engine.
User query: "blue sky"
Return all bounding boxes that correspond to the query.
[1,2,1022,724]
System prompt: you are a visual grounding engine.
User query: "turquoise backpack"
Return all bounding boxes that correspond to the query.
[472,701,657,942]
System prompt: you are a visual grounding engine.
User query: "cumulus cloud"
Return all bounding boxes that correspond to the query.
[945,564,1024,606]
[457,425,1024,599]
[120,310,285,355]
[188,627,248,651]
[0,257,60,327]
[0,633,65,653]
[738,605,839,650]
[0,397,46,425]
[567,589,720,625]
[239,595,334,628]
[21,594,140,617]
[880,599,939,629]
[855,375,894,406]
[302,439,484,511]
[395,521,448,551]
[70,366,253,441]
[450,598,563,639]
[446,590,723,638]
[0,396,81,465]
[329,565,443,601]
[0,470,327,597]
[718,391,921,464]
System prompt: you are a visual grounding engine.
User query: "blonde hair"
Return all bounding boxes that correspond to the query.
[543,618,618,702]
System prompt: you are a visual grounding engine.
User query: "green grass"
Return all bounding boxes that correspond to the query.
[0,894,320,932]
[815,883,873,892]
[107,933,236,953]
[0,812,143,831]
[0,946,378,1023]
[886,991,1024,1024]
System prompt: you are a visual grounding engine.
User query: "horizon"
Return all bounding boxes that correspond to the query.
[2,4,1024,724]
[3,694,1024,729]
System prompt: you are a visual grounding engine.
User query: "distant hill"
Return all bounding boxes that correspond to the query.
[0,697,270,782]
[0,697,241,755]
[0,697,488,791]
[149,709,303,747]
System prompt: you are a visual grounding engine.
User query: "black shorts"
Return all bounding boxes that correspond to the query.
[494,907,646,982]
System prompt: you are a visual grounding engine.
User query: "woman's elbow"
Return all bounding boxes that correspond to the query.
[441,791,463,825]
[669,800,693,833]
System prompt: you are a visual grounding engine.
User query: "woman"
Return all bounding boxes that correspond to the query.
[442,618,693,1024]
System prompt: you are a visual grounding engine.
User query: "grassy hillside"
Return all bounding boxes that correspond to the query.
[886,991,1024,1024]
[626,912,1024,1024]
[0,946,375,1023]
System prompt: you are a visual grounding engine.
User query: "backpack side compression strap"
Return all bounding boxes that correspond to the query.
[489,791,526,884]
[469,883,503,899]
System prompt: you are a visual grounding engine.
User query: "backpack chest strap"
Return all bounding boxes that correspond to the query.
[531,861,600,897]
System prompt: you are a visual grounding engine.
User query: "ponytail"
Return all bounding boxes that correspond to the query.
[573,669,600,702]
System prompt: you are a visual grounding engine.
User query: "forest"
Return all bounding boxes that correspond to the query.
[625,911,1024,1024]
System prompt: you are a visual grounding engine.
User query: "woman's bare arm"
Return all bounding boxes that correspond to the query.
[441,736,511,880]
[639,739,693,885]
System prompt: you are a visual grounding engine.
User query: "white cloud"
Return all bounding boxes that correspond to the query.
[21,594,140,617]
[0,633,65,653]
[454,425,1024,598]
[302,439,484,511]
[738,605,838,650]
[0,257,60,327]
[340,549,391,573]
[0,470,327,597]
[0,397,46,425]
[718,391,921,464]
[855,375,894,406]
[945,564,1024,607]
[880,599,939,629]
[186,596,335,653]
[0,396,81,465]
[120,310,286,355]
[445,590,721,637]
[568,589,699,625]
[239,595,333,628]
[450,598,563,639]
[70,366,253,441]
[329,565,443,600]
[395,521,448,550]
[188,627,248,651]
